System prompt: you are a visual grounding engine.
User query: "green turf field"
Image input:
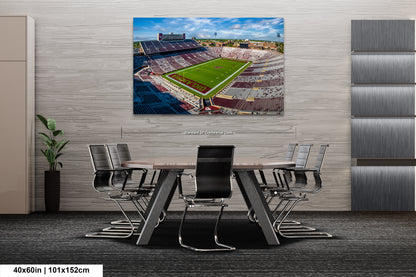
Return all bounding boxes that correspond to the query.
[162,58,251,99]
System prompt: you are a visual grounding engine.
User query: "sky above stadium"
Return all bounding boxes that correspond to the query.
[133,17,284,42]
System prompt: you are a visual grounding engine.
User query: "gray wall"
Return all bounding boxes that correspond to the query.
[2,0,415,211]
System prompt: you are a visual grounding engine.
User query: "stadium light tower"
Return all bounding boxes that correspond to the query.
[214,32,217,39]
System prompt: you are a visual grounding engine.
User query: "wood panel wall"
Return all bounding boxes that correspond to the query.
[1,0,415,211]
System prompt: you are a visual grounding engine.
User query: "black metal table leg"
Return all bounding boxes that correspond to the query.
[136,169,182,245]
[234,170,280,245]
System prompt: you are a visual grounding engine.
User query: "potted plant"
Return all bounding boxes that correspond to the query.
[37,115,69,212]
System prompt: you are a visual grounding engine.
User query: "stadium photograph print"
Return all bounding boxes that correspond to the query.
[133,17,284,115]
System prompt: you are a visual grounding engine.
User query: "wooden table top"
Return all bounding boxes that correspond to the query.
[122,157,295,170]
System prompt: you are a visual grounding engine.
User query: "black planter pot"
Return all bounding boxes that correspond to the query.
[44,171,60,212]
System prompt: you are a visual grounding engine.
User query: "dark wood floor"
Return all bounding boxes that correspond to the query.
[1,211,416,276]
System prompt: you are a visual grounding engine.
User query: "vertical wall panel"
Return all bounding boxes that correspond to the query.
[351,19,416,212]
[351,20,415,51]
[352,166,415,211]
[351,85,415,116]
[351,118,415,158]
[351,53,415,84]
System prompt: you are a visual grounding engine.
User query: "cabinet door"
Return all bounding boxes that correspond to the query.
[0,62,27,213]
[0,17,26,61]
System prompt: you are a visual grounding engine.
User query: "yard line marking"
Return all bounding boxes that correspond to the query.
[208,61,250,93]
[164,59,250,96]
[168,58,221,74]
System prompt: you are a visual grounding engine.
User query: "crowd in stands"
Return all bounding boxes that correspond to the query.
[213,50,284,103]
[135,41,285,113]
[146,48,220,74]
[133,68,198,114]
[213,96,283,112]
[140,39,201,55]
[134,55,148,72]
[219,47,278,61]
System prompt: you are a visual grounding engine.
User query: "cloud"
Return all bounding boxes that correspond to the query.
[187,18,213,27]
[259,18,284,26]
[166,18,184,25]
[134,17,284,42]
[229,24,242,29]
[134,35,154,41]
[154,24,167,32]
[196,33,211,38]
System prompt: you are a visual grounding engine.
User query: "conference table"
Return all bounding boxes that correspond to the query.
[122,157,295,246]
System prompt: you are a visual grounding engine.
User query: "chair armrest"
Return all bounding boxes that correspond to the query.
[178,171,194,181]
[284,168,319,173]
[95,169,128,174]
[114,167,147,172]
[180,171,194,177]
[273,167,294,172]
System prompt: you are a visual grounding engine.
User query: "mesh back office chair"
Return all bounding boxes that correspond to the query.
[106,143,148,226]
[291,144,328,191]
[266,144,313,227]
[107,144,147,189]
[116,144,157,186]
[117,143,131,165]
[249,144,298,223]
[285,143,298,161]
[258,143,298,188]
[257,144,311,219]
[86,145,148,238]
[273,144,332,238]
[279,143,298,184]
[272,144,312,191]
[107,143,166,227]
[116,143,159,188]
[178,145,236,252]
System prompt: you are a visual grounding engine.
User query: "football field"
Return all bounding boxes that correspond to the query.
[162,58,251,99]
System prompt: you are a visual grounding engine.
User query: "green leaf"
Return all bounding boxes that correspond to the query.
[55,140,65,148]
[57,140,69,153]
[39,133,52,144]
[47,118,56,131]
[53,130,63,137]
[45,149,55,166]
[37,116,67,170]
[36,115,48,129]
[40,138,52,148]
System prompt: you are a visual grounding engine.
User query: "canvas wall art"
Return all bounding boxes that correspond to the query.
[133,17,284,115]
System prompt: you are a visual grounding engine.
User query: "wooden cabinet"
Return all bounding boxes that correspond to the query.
[0,16,34,214]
